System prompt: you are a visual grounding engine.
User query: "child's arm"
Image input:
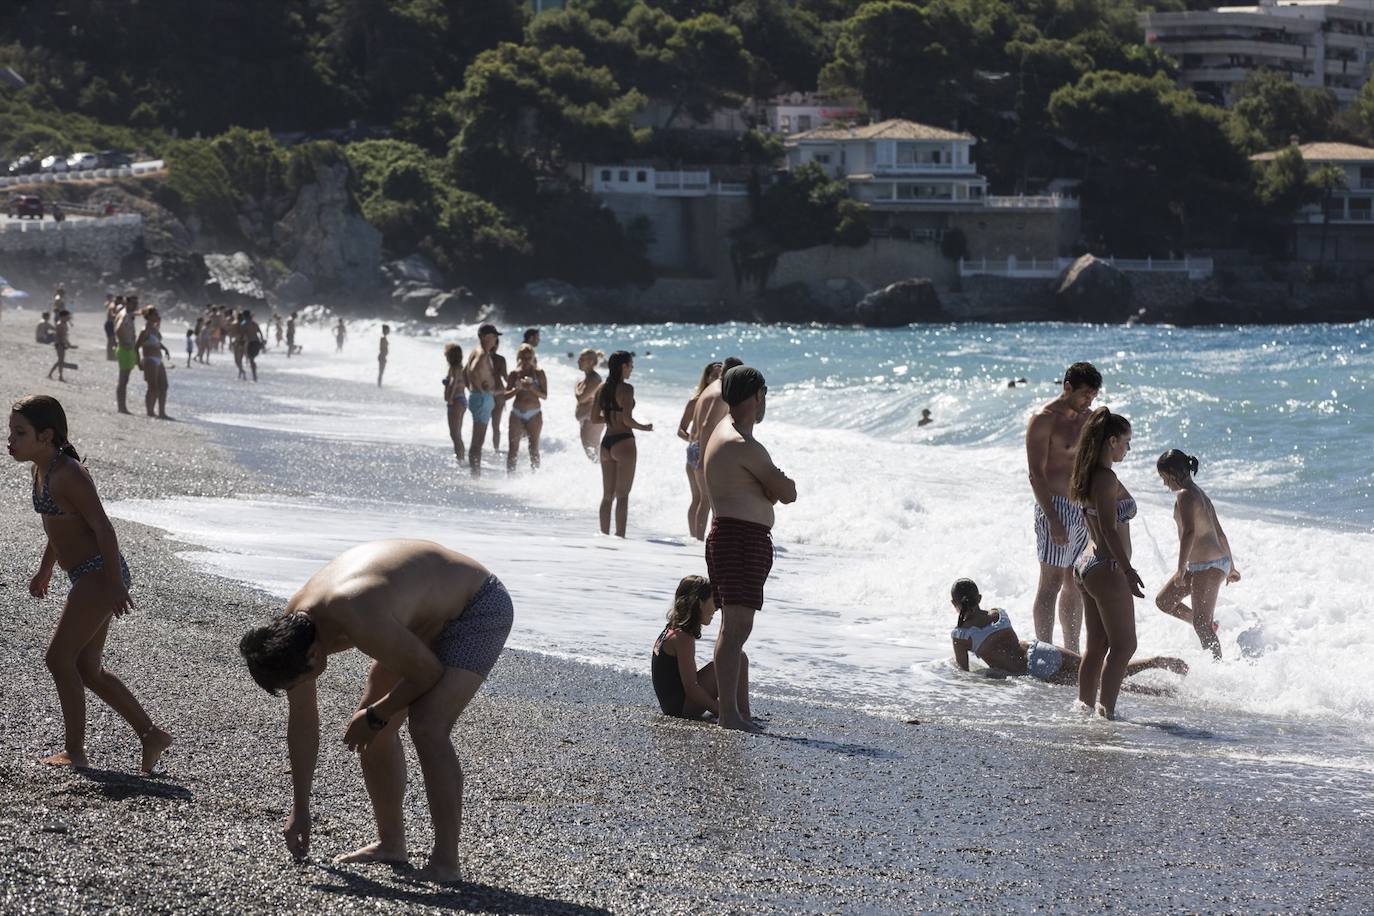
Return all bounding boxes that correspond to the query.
[1215,510,1241,583]
[1174,492,1198,580]
[673,634,719,716]
[29,540,56,598]
[952,637,972,672]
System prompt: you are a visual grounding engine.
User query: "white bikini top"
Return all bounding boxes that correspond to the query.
[951,609,1012,652]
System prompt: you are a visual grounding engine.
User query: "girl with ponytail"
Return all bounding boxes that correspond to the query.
[1068,407,1143,719]
[1154,449,1241,659]
[590,351,654,537]
[7,395,172,774]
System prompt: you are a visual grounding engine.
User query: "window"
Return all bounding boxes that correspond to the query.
[600,169,611,181]
[798,115,813,131]
[1350,198,1372,221]
[636,171,647,182]
[814,153,831,165]
[619,170,629,182]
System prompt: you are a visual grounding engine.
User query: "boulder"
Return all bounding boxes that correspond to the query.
[203,251,266,302]
[394,285,442,303]
[1055,255,1133,322]
[273,271,314,305]
[382,253,446,289]
[852,278,945,326]
[511,279,597,321]
[274,160,383,293]
[427,290,475,323]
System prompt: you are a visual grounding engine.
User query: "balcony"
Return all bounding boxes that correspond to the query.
[871,161,977,176]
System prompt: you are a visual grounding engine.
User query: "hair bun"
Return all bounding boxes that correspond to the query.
[1188,455,1200,474]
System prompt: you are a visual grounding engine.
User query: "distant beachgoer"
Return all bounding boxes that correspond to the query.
[690,355,744,537]
[1026,361,1101,653]
[465,324,501,476]
[286,313,299,358]
[35,310,54,345]
[652,575,747,719]
[574,349,604,461]
[103,294,116,361]
[443,343,468,463]
[677,361,722,540]
[232,311,248,380]
[53,284,65,307]
[1069,407,1140,719]
[590,351,654,537]
[8,395,173,773]
[523,328,540,349]
[238,539,513,883]
[1154,450,1241,659]
[135,307,172,419]
[377,325,389,387]
[335,318,347,353]
[918,408,933,427]
[274,314,284,349]
[703,365,797,732]
[185,329,194,368]
[197,315,212,365]
[489,334,509,453]
[949,579,1186,686]
[243,310,265,382]
[503,343,547,472]
[114,297,138,414]
[47,310,72,381]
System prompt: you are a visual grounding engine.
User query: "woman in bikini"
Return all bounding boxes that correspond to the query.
[1154,450,1242,659]
[443,343,467,463]
[135,307,172,419]
[1069,407,1141,719]
[949,578,1185,686]
[652,575,750,719]
[590,350,653,537]
[574,349,603,461]
[677,361,722,540]
[503,342,547,472]
[7,395,172,773]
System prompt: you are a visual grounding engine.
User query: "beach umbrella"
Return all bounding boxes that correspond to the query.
[1,287,30,299]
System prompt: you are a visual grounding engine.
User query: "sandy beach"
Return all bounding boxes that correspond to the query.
[2,313,1372,914]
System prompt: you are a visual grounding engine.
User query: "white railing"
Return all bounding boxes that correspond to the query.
[960,255,1214,280]
[715,181,749,196]
[653,170,711,194]
[0,160,165,189]
[872,162,976,174]
[986,194,1080,209]
[0,213,142,234]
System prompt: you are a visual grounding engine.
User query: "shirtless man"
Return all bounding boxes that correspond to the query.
[238,540,514,884]
[690,356,743,536]
[489,335,509,453]
[703,366,797,732]
[464,324,501,476]
[1025,362,1101,652]
[113,297,139,414]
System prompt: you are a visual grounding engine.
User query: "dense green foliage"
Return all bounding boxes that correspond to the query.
[3,0,1370,285]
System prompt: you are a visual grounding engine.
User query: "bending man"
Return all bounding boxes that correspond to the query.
[239,540,514,883]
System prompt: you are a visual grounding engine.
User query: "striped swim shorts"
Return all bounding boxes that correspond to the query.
[1034,495,1088,568]
[705,516,775,611]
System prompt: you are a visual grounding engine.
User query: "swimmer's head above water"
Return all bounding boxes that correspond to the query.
[667,575,715,638]
[239,613,322,695]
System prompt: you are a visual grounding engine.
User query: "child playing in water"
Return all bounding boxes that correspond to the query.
[1154,450,1241,659]
[185,328,194,368]
[651,575,749,720]
[7,395,172,773]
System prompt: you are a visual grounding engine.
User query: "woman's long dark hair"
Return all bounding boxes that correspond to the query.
[11,395,81,461]
[1068,407,1131,505]
[601,350,633,414]
[951,578,981,629]
[666,575,713,639]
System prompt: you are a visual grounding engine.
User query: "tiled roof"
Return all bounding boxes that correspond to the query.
[1251,142,1374,163]
[788,118,974,142]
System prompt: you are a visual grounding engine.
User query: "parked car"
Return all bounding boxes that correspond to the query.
[7,195,44,219]
[97,150,132,168]
[39,155,68,173]
[7,155,39,176]
[66,152,99,170]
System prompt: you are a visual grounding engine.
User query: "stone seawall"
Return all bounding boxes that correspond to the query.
[0,215,143,272]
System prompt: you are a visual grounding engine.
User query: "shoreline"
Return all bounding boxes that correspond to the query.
[2,319,1372,912]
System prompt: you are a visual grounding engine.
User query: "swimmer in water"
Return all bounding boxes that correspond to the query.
[949,579,1187,687]
[1153,449,1241,659]
[918,408,933,427]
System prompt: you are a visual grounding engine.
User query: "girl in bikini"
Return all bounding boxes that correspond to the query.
[677,361,722,541]
[442,343,467,463]
[651,575,751,719]
[135,307,172,419]
[7,395,172,773]
[1069,407,1142,719]
[1154,450,1241,659]
[503,343,547,472]
[590,351,653,537]
[574,349,603,462]
[949,578,1185,686]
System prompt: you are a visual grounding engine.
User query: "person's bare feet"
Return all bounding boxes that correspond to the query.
[416,858,462,884]
[719,716,764,734]
[333,842,409,866]
[140,727,173,774]
[42,749,88,769]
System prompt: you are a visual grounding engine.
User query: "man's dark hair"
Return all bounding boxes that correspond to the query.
[1063,362,1102,391]
[523,328,539,343]
[239,614,317,695]
[721,356,744,372]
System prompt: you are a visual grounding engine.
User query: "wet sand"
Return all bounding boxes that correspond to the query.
[1,316,1371,913]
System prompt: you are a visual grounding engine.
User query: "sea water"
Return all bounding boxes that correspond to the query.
[108,319,1374,782]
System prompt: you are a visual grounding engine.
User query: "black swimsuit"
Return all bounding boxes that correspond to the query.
[651,626,688,717]
[600,393,633,450]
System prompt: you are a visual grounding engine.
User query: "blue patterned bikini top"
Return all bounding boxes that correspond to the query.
[32,453,68,516]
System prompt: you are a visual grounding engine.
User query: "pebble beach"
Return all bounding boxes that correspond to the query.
[2,314,1372,914]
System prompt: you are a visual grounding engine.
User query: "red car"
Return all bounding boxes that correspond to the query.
[6,195,44,219]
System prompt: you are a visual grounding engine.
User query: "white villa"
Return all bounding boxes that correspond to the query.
[1142,0,1374,107]
[1253,140,1374,258]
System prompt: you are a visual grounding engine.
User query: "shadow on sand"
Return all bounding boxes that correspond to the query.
[767,733,898,760]
[62,766,193,802]
[315,865,611,915]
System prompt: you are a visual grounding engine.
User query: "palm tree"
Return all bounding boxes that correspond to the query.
[1310,163,1348,263]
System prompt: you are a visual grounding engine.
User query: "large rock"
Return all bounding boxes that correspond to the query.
[853,279,945,326]
[1055,255,1133,322]
[273,271,314,305]
[382,254,445,289]
[203,251,266,302]
[427,290,475,323]
[274,160,383,294]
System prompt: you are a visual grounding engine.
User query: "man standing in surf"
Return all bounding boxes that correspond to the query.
[703,366,796,732]
[238,539,514,883]
[1025,361,1101,652]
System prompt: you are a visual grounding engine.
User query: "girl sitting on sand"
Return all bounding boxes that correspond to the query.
[651,575,749,720]
[949,578,1186,686]
[1153,450,1241,660]
[8,395,172,773]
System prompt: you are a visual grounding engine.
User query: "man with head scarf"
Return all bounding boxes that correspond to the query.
[701,365,797,733]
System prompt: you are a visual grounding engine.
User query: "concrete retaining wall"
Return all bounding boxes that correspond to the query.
[0,215,143,271]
